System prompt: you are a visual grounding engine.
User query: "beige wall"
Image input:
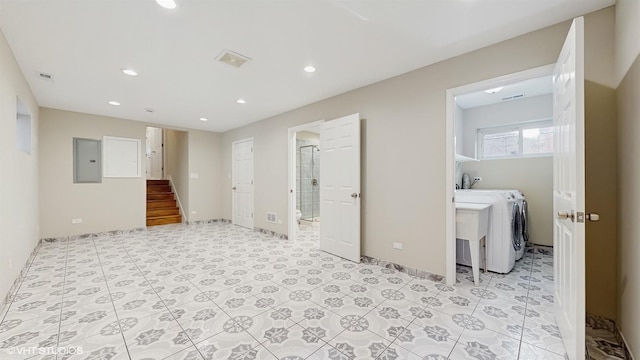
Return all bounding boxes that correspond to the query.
[165,129,189,219]
[617,53,640,357]
[164,128,223,222]
[615,0,640,85]
[460,158,553,247]
[584,81,618,320]
[220,9,613,276]
[0,29,40,305]
[188,130,223,222]
[615,2,639,355]
[220,17,588,276]
[39,108,146,237]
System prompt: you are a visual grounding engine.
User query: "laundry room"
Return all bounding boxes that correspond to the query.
[453,75,554,273]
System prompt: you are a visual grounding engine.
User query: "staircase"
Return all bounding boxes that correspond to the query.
[146,180,182,226]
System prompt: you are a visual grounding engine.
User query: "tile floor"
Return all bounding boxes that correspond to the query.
[0,223,566,359]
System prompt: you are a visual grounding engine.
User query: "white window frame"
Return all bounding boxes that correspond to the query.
[477,119,553,160]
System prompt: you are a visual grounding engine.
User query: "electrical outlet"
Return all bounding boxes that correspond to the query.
[393,242,403,250]
[474,177,483,182]
[191,210,197,214]
[71,218,82,224]
[190,173,199,179]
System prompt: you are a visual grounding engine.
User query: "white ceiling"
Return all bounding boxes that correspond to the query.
[0,0,614,132]
[456,75,553,109]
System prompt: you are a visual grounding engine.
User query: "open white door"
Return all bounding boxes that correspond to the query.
[319,113,360,262]
[232,138,254,229]
[552,17,585,360]
[146,127,163,179]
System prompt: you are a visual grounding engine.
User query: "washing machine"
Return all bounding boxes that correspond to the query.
[455,189,528,273]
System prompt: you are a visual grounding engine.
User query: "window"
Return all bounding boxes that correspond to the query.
[478,120,553,159]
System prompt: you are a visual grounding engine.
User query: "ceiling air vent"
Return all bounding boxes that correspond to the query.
[36,71,54,81]
[502,94,524,101]
[216,50,251,68]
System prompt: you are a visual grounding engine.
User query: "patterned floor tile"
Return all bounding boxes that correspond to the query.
[56,332,130,360]
[0,224,568,360]
[521,309,567,357]
[450,328,521,359]
[256,323,325,359]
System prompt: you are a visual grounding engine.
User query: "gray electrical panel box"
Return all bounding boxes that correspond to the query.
[73,138,102,183]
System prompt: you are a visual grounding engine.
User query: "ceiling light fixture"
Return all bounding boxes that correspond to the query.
[122,69,138,76]
[236,99,246,104]
[155,0,177,9]
[484,86,504,94]
[304,65,316,73]
[108,101,121,106]
[199,117,208,121]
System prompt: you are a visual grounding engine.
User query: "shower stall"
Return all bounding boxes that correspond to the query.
[297,144,320,222]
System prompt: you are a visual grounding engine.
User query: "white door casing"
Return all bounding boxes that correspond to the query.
[552,17,585,360]
[232,138,254,229]
[319,113,361,262]
[146,127,163,179]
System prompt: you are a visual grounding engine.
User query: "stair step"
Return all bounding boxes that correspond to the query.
[147,184,171,193]
[147,208,179,217]
[147,199,177,209]
[147,179,170,186]
[147,192,174,201]
[147,214,182,226]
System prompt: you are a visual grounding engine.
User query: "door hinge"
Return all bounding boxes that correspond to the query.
[251,147,253,152]
[452,196,455,203]
[251,213,253,218]
[251,180,254,185]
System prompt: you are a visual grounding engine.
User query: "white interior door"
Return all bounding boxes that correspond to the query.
[146,127,163,179]
[320,113,360,262]
[232,138,254,229]
[552,17,585,360]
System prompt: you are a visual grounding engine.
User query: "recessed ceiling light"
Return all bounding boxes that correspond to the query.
[304,65,316,73]
[484,86,504,94]
[199,117,208,121]
[122,68,138,76]
[236,99,246,104]
[108,101,121,106]
[155,0,177,9]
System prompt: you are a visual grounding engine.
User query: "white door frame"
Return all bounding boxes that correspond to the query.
[444,64,554,285]
[232,137,254,229]
[287,120,324,241]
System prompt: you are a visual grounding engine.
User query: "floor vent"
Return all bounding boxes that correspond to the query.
[266,212,277,223]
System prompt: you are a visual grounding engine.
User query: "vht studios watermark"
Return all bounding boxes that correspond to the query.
[5,346,83,356]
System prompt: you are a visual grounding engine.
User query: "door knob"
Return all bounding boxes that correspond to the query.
[557,211,574,221]
[351,193,358,198]
[586,213,600,222]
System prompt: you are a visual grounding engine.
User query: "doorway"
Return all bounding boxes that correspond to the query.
[297,131,321,226]
[288,114,362,263]
[145,126,164,179]
[288,121,323,242]
[445,65,555,285]
[232,137,254,229]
